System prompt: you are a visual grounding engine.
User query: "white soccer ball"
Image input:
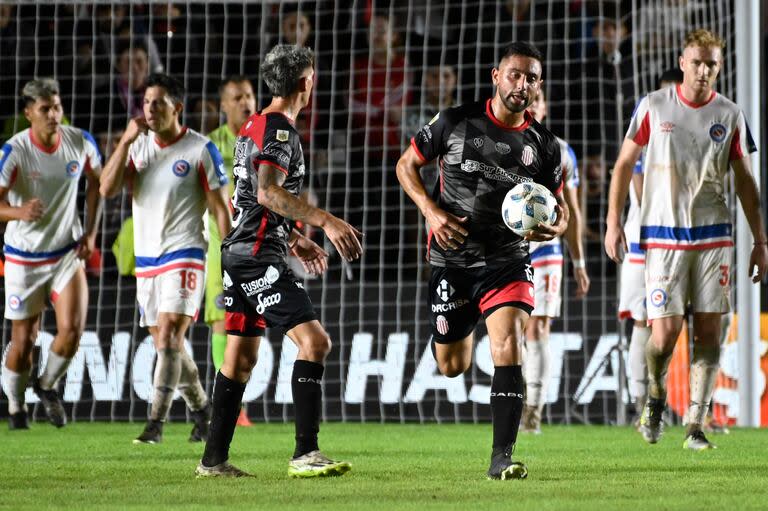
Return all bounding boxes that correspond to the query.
[501,182,557,237]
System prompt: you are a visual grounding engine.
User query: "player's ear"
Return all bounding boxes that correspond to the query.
[174,100,184,116]
[491,66,499,86]
[678,54,685,72]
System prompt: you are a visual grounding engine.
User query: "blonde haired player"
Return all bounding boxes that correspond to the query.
[0,78,102,429]
[101,74,232,444]
[606,30,766,450]
[522,89,589,433]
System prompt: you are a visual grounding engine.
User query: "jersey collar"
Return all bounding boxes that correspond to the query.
[675,84,716,109]
[29,128,61,154]
[155,126,188,148]
[485,99,532,131]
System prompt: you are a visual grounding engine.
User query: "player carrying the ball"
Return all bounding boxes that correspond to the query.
[396,41,568,480]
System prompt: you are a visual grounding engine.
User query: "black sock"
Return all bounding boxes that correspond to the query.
[201,371,246,467]
[292,360,324,458]
[490,365,525,453]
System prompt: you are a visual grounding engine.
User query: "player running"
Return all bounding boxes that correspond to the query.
[100,73,232,444]
[196,44,362,478]
[605,30,766,450]
[0,78,102,430]
[396,42,568,479]
[522,89,589,434]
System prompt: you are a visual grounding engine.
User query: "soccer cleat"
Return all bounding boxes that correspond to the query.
[288,450,352,478]
[195,461,253,478]
[33,382,67,428]
[639,398,665,444]
[237,408,253,427]
[683,430,717,451]
[520,405,542,435]
[8,411,30,430]
[487,444,528,480]
[189,405,211,442]
[133,420,163,444]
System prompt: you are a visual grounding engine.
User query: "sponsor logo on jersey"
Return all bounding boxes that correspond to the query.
[256,292,281,314]
[709,123,727,143]
[459,159,532,184]
[436,314,449,335]
[241,265,280,296]
[295,281,305,289]
[553,163,562,184]
[522,145,535,166]
[473,137,484,148]
[8,295,22,310]
[650,288,667,307]
[66,160,80,177]
[660,121,675,133]
[495,142,511,154]
[432,299,469,313]
[276,129,290,142]
[222,271,233,290]
[172,159,191,177]
[437,279,454,302]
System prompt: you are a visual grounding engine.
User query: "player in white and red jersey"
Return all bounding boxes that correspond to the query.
[522,89,590,434]
[100,74,232,444]
[606,30,767,450]
[0,79,102,430]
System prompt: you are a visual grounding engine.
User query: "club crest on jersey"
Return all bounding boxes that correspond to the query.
[436,315,449,335]
[709,123,727,143]
[8,295,22,310]
[172,159,191,177]
[650,288,667,307]
[522,145,535,166]
[276,130,290,142]
[473,137,484,149]
[65,160,80,177]
[495,142,511,154]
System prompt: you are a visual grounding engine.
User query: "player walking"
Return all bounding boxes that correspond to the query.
[605,30,766,450]
[396,42,568,479]
[100,74,232,444]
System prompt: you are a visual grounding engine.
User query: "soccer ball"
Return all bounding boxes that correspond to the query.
[501,182,557,237]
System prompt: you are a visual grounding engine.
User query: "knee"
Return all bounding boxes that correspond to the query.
[57,323,83,346]
[492,335,522,364]
[526,317,549,342]
[437,359,469,378]
[302,333,332,361]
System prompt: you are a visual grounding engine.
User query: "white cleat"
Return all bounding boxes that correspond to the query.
[639,399,665,444]
[195,461,253,478]
[288,450,351,478]
[683,431,717,451]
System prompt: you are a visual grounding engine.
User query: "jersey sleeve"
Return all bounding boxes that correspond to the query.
[541,136,563,196]
[0,141,19,188]
[625,96,651,146]
[562,141,579,188]
[255,128,293,175]
[410,110,451,163]
[198,140,229,192]
[729,111,758,161]
[81,129,103,175]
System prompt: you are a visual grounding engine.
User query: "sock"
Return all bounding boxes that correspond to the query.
[212,333,227,372]
[491,365,525,451]
[177,350,208,412]
[3,366,30,414]
[628,325,651,413]
[39,350,72,390]
[150,348,182,421]
[201,371,246,467]
[687,344,721,429]
[524,338,549,411]
[645,338,674,401]
[291,360,324,458]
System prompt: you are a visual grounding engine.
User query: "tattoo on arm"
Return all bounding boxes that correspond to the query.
[256,164,318,223]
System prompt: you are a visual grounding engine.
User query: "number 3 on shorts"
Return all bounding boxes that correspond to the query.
[719,265,729,286]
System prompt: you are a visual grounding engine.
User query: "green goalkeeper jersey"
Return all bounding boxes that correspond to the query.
[208,124,237,183]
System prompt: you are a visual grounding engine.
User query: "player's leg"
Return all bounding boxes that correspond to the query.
[703,312,732,434]
[628,319,651,420]
[523,316,550,434]
[3,317,40,429]
[285,320,351,478]
[683,312,721,450]
[177,340,211,442]
[619,254,650,423]
[433,335,474,376]
[641,315,683,443]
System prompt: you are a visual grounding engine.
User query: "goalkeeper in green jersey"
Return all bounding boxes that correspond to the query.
[206,76,256,427]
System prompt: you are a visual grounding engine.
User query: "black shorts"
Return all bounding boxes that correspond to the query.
[429,261,534,344]
[222,252,317,337]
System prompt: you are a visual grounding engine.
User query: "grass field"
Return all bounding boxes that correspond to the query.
[1,422,765,510]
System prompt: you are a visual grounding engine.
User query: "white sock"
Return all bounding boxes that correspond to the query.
[3,366,30,414]
[177,350,208,412]
[524,337,550,410]
[687,344,720,427]
[39,350,72,390]
[628,325,651,410]
[150,349,182,421]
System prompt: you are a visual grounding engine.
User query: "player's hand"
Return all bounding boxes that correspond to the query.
[424,205,468,251]
[749,242,768,283]
[76,233,97,261]
[18,198,45,222]
[525,204,566,242]
[573,267,590,297]
[604,220,627,263]
[121,117,149,144]
[322,214,363,262]
[290,234,329,276]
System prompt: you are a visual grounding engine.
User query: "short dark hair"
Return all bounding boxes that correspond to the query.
[658,68,684,87]
[499,41,544,67]
[218,75,252,96]
[260,44,315,98]
[146,73,185,103]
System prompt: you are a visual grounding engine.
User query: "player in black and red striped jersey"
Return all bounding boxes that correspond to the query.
[196,44,363,479]
[396,42,568,480]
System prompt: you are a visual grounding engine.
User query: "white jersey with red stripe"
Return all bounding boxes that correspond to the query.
[0,126,102,265]
[128,127,227,277]
[626,85,757,250]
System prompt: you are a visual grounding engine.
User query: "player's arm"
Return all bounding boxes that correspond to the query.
[99,117,146,198]
[77,165,103,260]
[562,184,589,297]
[205,186,232,244]
[731,156,768,282]
[604,138,643,263]
[395,146,468,250]
[0,187,44,223]
[632,172,644,204]
[254,165,362,262]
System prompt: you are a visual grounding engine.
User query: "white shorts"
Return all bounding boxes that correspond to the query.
[618,254,647,321]
[136,268,204,327]
[531,263,562,318]
[645,247,731,320]
[4,250,82,320]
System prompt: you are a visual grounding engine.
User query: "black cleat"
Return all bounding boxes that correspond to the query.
[33,382,67,428]
[189,404,211,443]
[133,420,164,444]
[487,444,528,480]
[9,411,30,430]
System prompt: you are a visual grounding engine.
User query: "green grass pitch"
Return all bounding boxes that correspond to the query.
[1,423,765,510]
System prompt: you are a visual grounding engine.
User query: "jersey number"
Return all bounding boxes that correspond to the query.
[543,274,560,293]
[719,265,729,286]
[180,270,197,290]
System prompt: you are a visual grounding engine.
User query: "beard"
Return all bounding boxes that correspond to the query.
[499,91,530,113]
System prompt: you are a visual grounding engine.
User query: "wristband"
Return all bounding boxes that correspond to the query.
[572,259,586,269]
[754,240,768,245]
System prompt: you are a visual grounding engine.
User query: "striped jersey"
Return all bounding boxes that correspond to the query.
[128,127,227,277]
[626,85,756,250]
[529,136,579,268]
[0,126,102,265]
